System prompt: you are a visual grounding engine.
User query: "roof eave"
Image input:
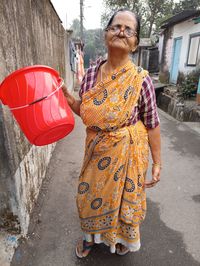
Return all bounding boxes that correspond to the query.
[161,10,200,29]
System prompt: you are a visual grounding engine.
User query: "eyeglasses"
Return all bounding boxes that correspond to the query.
[106,24,137,38]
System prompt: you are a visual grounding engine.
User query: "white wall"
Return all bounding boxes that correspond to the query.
[158,34,164,64]
[164,37,173,73]
[171,19,200,74]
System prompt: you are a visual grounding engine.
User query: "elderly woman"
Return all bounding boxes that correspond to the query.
[62,8,161,258]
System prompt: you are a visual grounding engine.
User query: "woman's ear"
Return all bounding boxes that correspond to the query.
[131,46,137,53]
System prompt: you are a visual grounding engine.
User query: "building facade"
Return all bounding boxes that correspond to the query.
[159,10,200,84]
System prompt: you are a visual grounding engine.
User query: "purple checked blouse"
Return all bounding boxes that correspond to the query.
[79,60,160,129]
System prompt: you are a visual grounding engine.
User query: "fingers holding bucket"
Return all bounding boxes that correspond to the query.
[61,82,76,107]
[61,83,69,97]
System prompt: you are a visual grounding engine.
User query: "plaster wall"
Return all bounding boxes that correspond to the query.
[160,18,200,82]
[0,0,72,234]
[173,19,200,74]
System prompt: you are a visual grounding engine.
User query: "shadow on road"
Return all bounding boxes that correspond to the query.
[12,198,199,266]
[71,198,199,266]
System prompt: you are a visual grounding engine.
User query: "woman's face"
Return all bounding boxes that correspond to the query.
[105,11,138,54]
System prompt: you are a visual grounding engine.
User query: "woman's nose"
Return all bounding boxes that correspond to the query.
[118,28,125,36]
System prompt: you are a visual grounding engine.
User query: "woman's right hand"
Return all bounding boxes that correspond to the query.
[144,164,161,188]
[61,84,75,106]
[61,82,81,116]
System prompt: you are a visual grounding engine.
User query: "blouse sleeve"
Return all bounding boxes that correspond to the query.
[79,72,87,100]
[78,66,97,100]
[138,75,160,129]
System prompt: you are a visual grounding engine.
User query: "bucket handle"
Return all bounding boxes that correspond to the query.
[10,79,64,111]
[29,95,48,105]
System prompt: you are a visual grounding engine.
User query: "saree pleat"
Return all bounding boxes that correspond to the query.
[77,61,149,252]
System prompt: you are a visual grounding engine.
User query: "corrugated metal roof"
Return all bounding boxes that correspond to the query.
[161,10,200,29]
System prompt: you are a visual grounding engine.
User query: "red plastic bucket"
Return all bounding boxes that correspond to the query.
[0,65,75,146]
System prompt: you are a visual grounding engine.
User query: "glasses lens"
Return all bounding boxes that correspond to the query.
[110,26,120,34]
[124,29,135,38]
[108,25,136,38]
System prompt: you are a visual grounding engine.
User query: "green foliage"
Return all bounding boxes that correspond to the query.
[84,29,106,68]
[101,0,149,37]
[145,0,175,36]
[102,0,200,37]
[180,69,200,99]
[173,0,200,14]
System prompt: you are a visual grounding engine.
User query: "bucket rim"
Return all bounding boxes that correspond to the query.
[0,65,60,88]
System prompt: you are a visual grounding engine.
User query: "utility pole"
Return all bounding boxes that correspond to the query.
[80,0,84,41]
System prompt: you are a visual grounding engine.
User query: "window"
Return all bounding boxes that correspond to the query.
[187,33,200,66]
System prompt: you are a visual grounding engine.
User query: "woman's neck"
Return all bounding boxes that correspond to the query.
[105,52,130,73]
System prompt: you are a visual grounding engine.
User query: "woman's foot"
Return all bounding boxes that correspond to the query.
[116,243,130,255]
[75,238,94,258]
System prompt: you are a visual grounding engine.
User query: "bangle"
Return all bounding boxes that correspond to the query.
[152,163,162,169]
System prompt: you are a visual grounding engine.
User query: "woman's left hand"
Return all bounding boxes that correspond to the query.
[145,164,161,188]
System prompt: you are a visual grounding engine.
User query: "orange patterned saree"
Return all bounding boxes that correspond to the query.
[77,61,149,252]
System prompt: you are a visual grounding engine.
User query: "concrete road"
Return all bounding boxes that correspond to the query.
[11,109,200,266]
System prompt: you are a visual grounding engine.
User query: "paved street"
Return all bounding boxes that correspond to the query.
[11,109,200,266]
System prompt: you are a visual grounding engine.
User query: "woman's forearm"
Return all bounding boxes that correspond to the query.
[147,125,161,165]
[68,98,81,116]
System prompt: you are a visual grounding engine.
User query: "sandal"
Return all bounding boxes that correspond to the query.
[75,238,94,258]
[116,243,130,256]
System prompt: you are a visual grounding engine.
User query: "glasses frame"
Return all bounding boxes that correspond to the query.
[106,24,137,38]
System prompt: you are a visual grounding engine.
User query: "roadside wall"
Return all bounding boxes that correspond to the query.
[157,92,200,122]
[0,0,71,234]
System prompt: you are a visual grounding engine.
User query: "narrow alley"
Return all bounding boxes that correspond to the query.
[11,109,200,266]
[1,1,200,266]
